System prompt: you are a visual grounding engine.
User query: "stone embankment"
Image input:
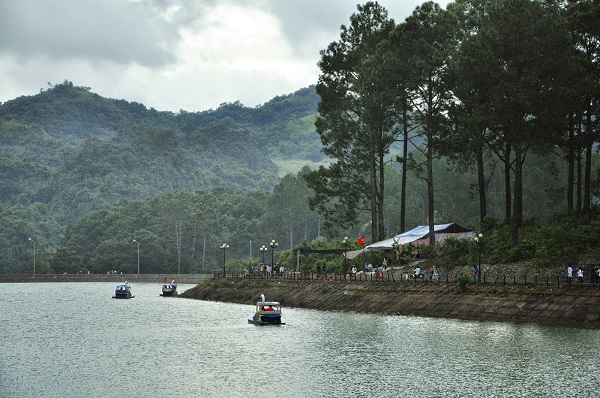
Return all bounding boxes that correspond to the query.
[0,273,210,284]
[180,277,600,329]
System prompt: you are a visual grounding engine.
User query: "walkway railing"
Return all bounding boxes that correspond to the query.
[214,270,600,287]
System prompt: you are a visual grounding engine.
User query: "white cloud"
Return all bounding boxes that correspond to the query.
[0,0,450,112]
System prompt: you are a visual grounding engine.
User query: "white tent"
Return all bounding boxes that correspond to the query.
[346,223,474,259]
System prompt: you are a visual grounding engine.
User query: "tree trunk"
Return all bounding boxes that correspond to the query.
[175,219,182,274]
[427,118,435,256]
[566,112,574,213]
[476,133,487,230]
[190,226,197,273]
[504,141,512,224]
[511,142,523,245]
[577,143,582,213]
[401,106,409,232]
[377,144,385,242]
[370,129,378,244]
[584,104,592,213]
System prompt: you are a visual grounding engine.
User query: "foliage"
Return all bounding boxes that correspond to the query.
[446,212,600,268]
[307,2,396,240]
[456,272,471,292]
[438,237,475,269]
[45,169,338,276]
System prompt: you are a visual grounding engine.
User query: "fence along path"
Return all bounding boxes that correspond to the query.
[217,267,600,288]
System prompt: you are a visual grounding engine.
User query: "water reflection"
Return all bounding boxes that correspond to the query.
[0,283,598,397]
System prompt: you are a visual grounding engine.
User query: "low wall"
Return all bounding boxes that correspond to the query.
[181,278,600,329]
[0,273,211,284]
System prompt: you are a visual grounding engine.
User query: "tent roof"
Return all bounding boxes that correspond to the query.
[366,223,473,251]
[339,224,474,260]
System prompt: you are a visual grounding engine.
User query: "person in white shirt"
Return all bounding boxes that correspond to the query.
[414,266,421,279]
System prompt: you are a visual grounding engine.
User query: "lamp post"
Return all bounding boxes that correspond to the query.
[474,233,483,282]
[259,245,268,264]
[220,243,229,275]
[270,239,278,266]
[342,236,349,273]
[28,238,36,275]
[249,240,252,258]
[132,239,139,275]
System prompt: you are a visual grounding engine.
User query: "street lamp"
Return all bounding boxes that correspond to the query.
[270,239,278,266]
[28,238,36,275]
[259,245,268,264]
[132,239,140,275]
[342,236,349,273]
[474,233,483,282]
[220,243,229,275]
[249,240,252,258]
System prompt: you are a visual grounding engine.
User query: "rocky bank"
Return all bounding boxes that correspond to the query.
[180,275,600,329]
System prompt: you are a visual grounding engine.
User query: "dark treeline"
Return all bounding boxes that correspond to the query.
[305,0,600,253]
[11,152,586,275]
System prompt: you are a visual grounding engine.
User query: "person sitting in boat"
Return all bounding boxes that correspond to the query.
[264,305,274,311]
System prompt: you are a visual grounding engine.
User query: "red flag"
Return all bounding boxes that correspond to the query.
[357,235,365,245]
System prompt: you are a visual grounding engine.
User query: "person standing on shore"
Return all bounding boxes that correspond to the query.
[567,265,573,284]
[577,267,584,284]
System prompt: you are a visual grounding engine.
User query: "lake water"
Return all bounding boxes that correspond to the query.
[1,282,598,398]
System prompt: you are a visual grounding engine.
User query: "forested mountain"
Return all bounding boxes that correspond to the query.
[0,81,324,273]
[0,81,322,224]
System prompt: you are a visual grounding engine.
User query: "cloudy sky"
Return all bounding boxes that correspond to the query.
[0,0,450,112]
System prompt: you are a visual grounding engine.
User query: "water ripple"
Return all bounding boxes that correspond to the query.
[1,283,598,397]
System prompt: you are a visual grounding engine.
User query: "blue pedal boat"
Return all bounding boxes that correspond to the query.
[160,281,178,297]
[113,282,134,299]
[248,294,285,325]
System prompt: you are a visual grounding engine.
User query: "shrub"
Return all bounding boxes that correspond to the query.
[456,271,471,293]
[438,237,474,269]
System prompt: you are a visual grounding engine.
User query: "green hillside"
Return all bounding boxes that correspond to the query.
[0,81,327,274]
[0,81,322,225]
[2,81,597,276]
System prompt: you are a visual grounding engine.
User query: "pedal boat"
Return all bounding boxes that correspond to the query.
[113,282,134,299]
[161,281,178,297]
[248,294,285,325]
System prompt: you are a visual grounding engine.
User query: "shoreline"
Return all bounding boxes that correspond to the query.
[180,277,600,329]
[0,273,211,284]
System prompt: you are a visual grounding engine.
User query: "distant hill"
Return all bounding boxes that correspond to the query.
[0,80,323,225]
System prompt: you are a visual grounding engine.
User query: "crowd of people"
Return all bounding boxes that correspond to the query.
[348,257,439,282]
[248,263,285,277]
[244,254,600,285]
[567,264,600,284]
[409,264,439,281]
